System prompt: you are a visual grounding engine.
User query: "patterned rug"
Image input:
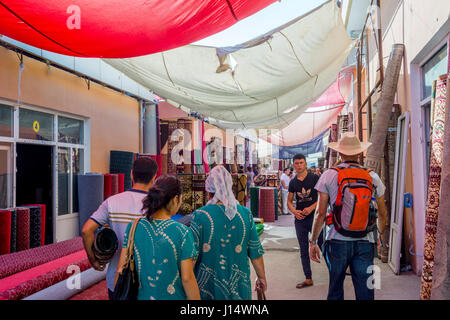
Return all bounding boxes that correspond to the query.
[177,174,193,215]
[421,75,448,300]
[237,174,247,206]
[192,174,207,210]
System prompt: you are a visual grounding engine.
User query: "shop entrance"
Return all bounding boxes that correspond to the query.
[16,143,53,244]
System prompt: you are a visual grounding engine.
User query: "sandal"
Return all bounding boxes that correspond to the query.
[296,281,313,289]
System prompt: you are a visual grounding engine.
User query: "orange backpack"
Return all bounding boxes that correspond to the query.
[326,165,375,238]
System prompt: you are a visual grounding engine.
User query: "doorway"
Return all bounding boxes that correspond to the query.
[16,143,53,244]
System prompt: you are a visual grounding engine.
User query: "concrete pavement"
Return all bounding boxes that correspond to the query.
[250,214,421,300]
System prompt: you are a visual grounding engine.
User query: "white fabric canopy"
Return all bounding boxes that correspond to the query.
[105,0,353,129]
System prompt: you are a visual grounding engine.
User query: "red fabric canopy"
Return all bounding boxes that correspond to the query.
[0,0,276,58]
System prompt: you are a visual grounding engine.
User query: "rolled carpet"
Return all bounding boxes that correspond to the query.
[19,206,41,249]
[78,173,104,236]
[10,209,17,253]
[23,267,107,300]
[0,250,90,300]
[259,188,275,223]
[0,210,11,255]
[117,173,125,193]
[0,237,83,279]
[15,208,30,252]
[24,205,46,246]
[250,187,260,217]
[110,174,119,196]
[103,174,112,200]
[92,228,118,264]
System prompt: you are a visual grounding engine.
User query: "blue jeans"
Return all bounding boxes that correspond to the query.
[323,240,375,300]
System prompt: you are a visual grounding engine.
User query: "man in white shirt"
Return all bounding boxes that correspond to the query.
[280,167,291,215]
[81,157,158,300]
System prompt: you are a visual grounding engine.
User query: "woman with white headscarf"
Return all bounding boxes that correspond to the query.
[190,165,267,300]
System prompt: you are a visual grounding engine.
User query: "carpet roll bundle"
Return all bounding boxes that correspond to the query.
[259,188,275,223]
[103,174,113,200]
[77,173,104,235]
[110,150,135,191]
[92,228,118,264]
[15,208,30,252]
[0,210,11,255]
[250,187,260,217]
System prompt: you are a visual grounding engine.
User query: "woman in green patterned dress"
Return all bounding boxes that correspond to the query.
[115,175,200,300]
[190,165,267,300]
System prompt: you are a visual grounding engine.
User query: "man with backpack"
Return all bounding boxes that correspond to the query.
[309,133,387,300]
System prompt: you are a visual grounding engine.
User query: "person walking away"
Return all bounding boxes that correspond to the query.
[309,133,387,300]
[81,157,158,300]
[246,166,256,203]
[287,154,323,289]
[190,165,267,300]
[114,175,200,300]
[280,168,291,215]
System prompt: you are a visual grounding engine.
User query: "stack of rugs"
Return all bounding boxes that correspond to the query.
[0,237,106,300]
[0,205,46,255]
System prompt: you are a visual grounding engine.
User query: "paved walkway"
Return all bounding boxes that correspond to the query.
[250,214,421,300]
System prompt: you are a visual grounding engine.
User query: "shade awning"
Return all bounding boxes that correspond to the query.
[105,0,354,129]
[0,0,276,58]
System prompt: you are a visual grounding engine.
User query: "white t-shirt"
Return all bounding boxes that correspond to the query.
[315,163,386,243]
[90,189,147,291]
[280,173,291,191]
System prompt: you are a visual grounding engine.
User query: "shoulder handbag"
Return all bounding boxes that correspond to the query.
[111,218,141,300]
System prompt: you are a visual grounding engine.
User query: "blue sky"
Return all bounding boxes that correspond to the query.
[194,0,328,47]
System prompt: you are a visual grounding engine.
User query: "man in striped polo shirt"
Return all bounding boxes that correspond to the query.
[81,157,158,300]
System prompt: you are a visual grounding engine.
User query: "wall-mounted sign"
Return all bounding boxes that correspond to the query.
[33,121,40,133]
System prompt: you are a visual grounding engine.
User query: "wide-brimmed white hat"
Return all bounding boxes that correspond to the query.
[328,132,372,156]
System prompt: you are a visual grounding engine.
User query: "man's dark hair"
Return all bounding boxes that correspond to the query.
[283,167,290,173]
[132,157,158,184]
[293,153,306,162]
[247,166,252,172]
